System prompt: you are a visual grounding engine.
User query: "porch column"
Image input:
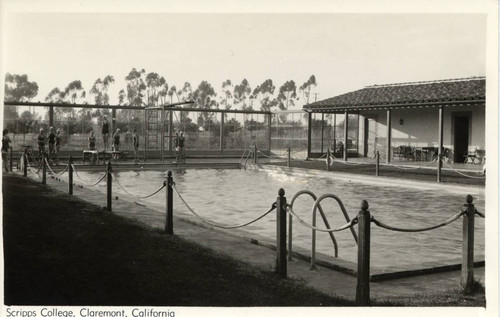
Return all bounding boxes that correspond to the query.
[220,112,224,154]
[437,105,444,183]
[307,112,312,159]
[343,111,348,161]
[321,113,324,153]
[386,109,392,164]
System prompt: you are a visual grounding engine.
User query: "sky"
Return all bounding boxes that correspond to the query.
[0,2,490,112]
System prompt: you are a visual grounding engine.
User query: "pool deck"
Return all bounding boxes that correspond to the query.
[14,161,487,303]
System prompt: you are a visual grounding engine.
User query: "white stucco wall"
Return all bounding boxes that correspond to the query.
[359,105,485,160]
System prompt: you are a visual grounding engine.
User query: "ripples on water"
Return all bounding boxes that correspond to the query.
[84,168,485,270]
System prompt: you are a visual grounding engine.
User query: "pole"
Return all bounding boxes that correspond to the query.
[254,144,258,164]
[356,200,371,305]
[386,109,392,164]
[165,171,174,234]
[42,152,47,185]
[344,111,348,161]
[220,112,224,154]
[68,156,74,195]
[326,148,330,171]
[287,146,291,167]
[437,106,444,183]
[376,151,380,176]
[9,149,13,171]
[276,188,287,278]
[107,161,112,211]
[23,151,27,177]
[462,194,475,288]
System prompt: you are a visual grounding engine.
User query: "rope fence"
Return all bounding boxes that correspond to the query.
[172,184,276,229]
[371,210,465,232]
[286,205,358,233]
[111,172,166,200]
[71,164,108,186]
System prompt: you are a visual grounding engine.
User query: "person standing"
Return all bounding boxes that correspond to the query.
[178,132,185,163]
[37,128,46,164]
[2,129,12,172]
[47,126,56,164]
[132,129,140,163]
[55,129,61,165]
[112,128,121,159]
[88,130,97,164]
[102,115,110,151]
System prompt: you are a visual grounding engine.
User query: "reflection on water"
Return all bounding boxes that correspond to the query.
[83,168,485,270]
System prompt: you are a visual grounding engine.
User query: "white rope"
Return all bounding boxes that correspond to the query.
[441,160,486,179]
[71,164,108,186]
[172,184,275,229]
[110,173,166,199]
[286,205,358,233]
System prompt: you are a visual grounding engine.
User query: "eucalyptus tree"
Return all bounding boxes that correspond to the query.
[178,82,193,103]
[46,87,74,120]
[252,79,276,111]
[192,81,218,130]
[299,75,317,104]
[63,80,85,103]
[125,68,146,107]
[145,72,166,106]
[168,85,178,103]
[90,75,115,105]
[277,80,297,110]
[233,79,252,110]
[4,73,39,120]
[220,79,233,110]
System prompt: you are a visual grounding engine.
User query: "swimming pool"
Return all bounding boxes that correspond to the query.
[79,167,485,270]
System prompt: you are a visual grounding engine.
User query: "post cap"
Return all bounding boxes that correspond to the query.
[361,200,369,211]
[278,188,285,197]
[167,170,172,177]
[466,194,473,204]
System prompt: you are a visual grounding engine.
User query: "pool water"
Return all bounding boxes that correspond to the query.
[82,168,485,270]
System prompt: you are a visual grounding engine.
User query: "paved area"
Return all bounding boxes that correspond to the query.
[10,165,486,302]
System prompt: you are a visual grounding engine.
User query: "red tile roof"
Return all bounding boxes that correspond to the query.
[304,77,485,112]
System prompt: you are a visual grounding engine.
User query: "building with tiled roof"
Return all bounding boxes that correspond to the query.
[302,77,485,165]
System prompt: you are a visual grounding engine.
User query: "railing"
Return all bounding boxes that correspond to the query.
[22,156,484,306]
[323,149,485,182]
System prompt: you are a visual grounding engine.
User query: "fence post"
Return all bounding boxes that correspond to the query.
[356,200,371,306]
[375,151,380,176]
[165,171,174,234]
[287,146,291,167]
[42,152,47,184]
[326,148,330,171]
[276,188,287,278]
[254,144,258,164]
[23,151,27,177]
[9,150,13,171]
[68,156,74,195]
[462,194,475,289]
[107,161,112,212]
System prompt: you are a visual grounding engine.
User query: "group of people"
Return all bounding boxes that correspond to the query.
[37,127,62,164]
[87,116,140,162]
[173,131,185,163]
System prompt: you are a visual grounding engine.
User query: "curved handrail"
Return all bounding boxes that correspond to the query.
[312,194,358,244]
[289,190,339,264]
[309,193,358,269]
